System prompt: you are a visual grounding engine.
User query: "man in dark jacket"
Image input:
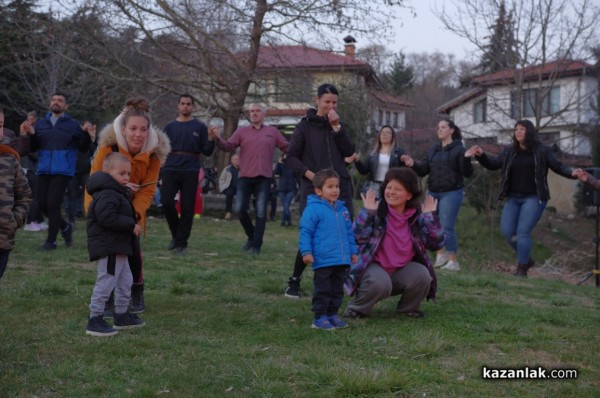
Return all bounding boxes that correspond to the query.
[283,83,356,297]
[20,92,94,251]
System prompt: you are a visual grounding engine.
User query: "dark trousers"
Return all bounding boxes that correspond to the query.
[64,172,89,222]
[312,265,347,318]
[223,186,236,213]
[25,170,43,223]
[37,174,71,243]
[235,177,270,249]
[0,249,10,281]
[161,170,199,248]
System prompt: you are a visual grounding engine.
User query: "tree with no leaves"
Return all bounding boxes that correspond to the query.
[62,0,407,138]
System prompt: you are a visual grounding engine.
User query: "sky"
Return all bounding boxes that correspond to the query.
[385,0,478,60]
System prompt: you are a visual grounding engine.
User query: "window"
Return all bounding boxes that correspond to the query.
[511,86,561,118]
[538,131,560,145]
[473,98,487,123]
[247,79,269,101]
[385,111,391,125]
[379,110,384,125]
[393,112,399,127]
[275,76,312,102]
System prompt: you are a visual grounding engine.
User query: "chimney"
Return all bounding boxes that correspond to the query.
[343,35,356,59]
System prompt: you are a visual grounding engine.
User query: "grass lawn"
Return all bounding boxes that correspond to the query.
[1,207,599,397]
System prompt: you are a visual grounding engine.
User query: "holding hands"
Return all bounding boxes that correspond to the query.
[208,125,220,141]
[572,168,589,182]
[464,145,483,158]
[421,195,438,214]
[345,153,359,164]
[400,154,414,167]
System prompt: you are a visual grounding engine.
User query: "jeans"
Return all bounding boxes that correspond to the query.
[235,177,271,249]
[500,195,547,264]
[428,188,464,254]
[278,190,295,224]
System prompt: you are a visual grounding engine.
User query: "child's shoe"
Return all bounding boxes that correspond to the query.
[312,315,335,330]
[328,314,348,329]
[86,315,118,336]
[440,260,460,271]
[40,240,57,251]
[113,312,145,330]
[433,252,449,268]
[284,276,301,298]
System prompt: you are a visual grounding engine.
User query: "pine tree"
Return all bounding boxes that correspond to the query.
[383,52,414,96]
[480,0,519,73]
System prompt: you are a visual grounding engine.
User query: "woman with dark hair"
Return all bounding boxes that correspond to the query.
[401,119,473,272]
[349,125,406,196]
[343,167,444,320]
[284,83,356,298]
[465,119,578,277]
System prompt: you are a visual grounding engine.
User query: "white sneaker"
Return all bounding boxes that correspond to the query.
[433,252,449,268]
[24,222,42,232]
[38,221,49,230]
[440,260,460,271]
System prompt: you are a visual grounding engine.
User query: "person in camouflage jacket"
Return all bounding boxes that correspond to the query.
[0,143,32,281]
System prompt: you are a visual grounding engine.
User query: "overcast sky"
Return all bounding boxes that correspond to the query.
[385,0,479,60]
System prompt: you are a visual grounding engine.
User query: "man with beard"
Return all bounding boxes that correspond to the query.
[160,94,215,255]
[20,92,94,251]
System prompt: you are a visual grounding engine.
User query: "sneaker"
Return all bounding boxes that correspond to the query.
[38,221,49,230]
[242,240,253,252]
[312,315,335,330]
[440,260,460,271]
[328,314,348,328]
[342,308,364,320]
[284,276,301,298]
[24,222,42,232]
[433,252,449,268]
[40,241,57,251]
[86,315,118,336]
[167,239,176,251]
[61,223,74,247]
[113,312,145,330]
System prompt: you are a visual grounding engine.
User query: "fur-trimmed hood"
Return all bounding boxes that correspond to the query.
[98,114,171,165]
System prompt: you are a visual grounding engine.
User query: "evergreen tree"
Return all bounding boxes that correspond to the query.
[480,0,519,73]
[383,52,414,96]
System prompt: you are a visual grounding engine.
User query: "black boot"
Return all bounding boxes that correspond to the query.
[129,282,145,314]
[104,291,115,319]
[513,258,535,277]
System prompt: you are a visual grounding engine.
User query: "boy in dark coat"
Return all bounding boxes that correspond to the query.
[85,153,144,336]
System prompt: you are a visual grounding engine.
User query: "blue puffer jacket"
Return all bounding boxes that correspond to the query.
[299,195,358,270]
[30,115,90,177]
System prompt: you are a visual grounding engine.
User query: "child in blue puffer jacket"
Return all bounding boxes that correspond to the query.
[299,169,358,330]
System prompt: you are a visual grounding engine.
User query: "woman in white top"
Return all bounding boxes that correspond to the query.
[352,125,406,195]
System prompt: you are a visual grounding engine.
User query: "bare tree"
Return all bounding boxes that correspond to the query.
[435,0,600,153]
[53,0,407,138]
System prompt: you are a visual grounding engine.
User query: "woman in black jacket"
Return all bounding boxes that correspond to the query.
[283,83,356,298]
[401,119,473,272]
[465,119,577,277]
[350,125,406,196]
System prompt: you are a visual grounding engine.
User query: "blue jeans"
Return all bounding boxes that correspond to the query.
[235,177,271,249]
[278,190,295,224]
[500,195,547,264]
[428,188,464,254]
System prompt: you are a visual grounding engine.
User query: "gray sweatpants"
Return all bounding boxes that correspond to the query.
[346,262,431,315]
[89,254,132,317]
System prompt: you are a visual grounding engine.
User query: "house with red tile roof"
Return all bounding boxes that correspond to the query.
[244,37,412,136]
[438,59,598,157]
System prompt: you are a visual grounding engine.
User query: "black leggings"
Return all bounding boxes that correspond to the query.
[37,174,71,243]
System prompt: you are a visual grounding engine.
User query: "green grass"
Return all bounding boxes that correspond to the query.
[1,208,599,397]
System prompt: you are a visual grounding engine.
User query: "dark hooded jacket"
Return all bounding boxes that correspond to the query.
[412,139,473,193]
[86,171,137,261]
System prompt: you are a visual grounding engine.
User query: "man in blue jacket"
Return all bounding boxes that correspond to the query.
[20,92,94,251]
